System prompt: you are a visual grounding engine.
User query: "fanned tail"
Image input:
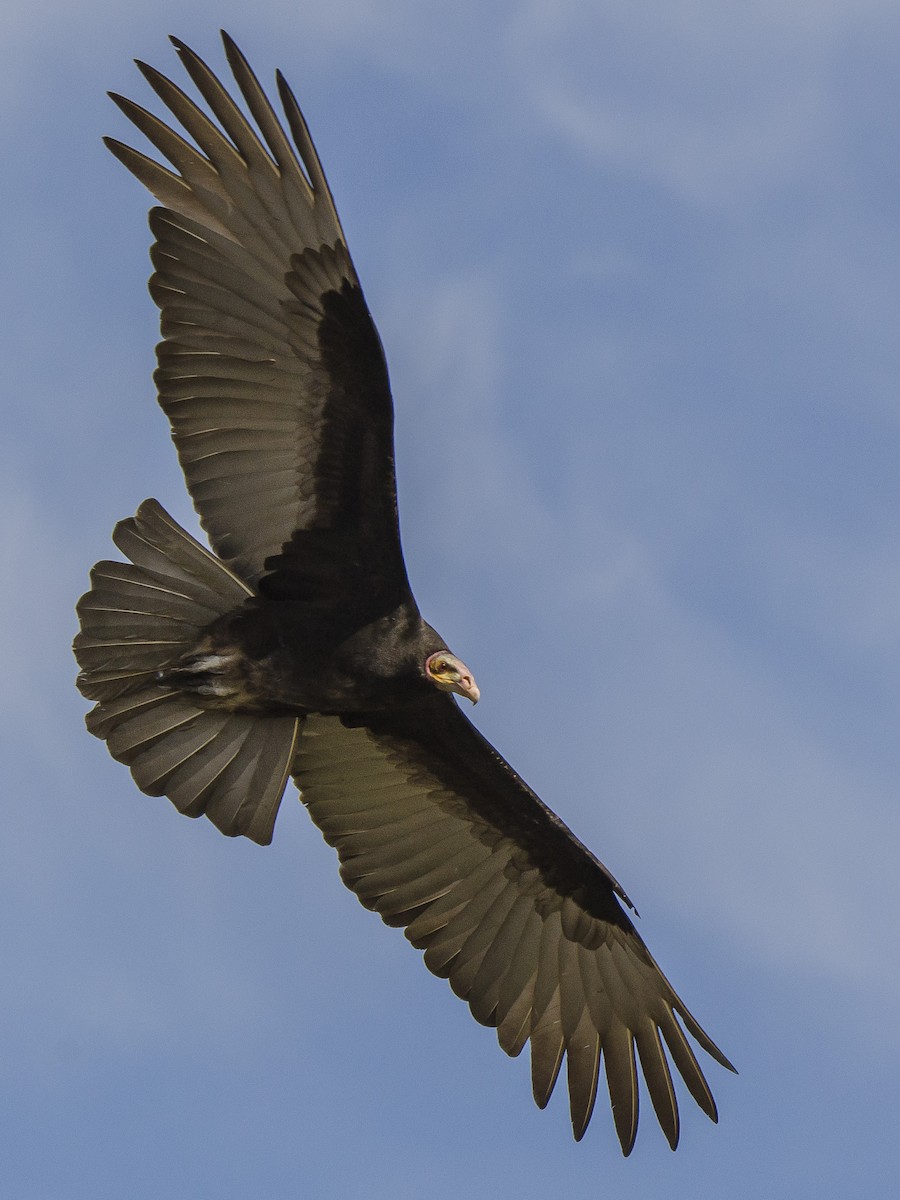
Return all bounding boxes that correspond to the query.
[74,499,300,844]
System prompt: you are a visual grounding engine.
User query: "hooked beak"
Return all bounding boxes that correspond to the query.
[452,671,480,705]
[426,652,480,704]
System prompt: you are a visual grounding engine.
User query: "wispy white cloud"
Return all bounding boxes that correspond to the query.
[506,0,898,206]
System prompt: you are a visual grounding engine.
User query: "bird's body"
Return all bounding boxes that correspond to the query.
[162,598,452,715]
[73,33,734,1153]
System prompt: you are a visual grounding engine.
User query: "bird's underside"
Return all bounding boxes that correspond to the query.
[73,32,734,1153]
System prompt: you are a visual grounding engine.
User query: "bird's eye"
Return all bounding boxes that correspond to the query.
[432,659,449,674]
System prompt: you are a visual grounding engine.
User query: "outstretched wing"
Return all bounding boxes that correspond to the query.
[293,698,734,1152]
[107,34,408,606]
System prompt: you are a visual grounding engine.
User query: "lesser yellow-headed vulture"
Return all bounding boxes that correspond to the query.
[74,33,734,1153]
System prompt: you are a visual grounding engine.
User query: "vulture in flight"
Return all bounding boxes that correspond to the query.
[74,33,734,1153]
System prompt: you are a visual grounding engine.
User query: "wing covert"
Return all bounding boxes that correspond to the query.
[292,698,734,1152]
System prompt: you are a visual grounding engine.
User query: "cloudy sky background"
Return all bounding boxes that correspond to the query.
[3,1,900,1195]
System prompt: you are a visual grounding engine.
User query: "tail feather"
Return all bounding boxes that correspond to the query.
[110,501,250,603]
[79,561,226,624]
[106,690,210,759]
[74,499,300,844]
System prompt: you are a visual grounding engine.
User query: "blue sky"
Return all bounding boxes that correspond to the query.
[3,2,900,1196]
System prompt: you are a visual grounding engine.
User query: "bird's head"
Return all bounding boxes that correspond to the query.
[424,651,480,704]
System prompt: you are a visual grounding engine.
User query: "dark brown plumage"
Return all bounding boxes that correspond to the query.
[73,33,734,1152]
